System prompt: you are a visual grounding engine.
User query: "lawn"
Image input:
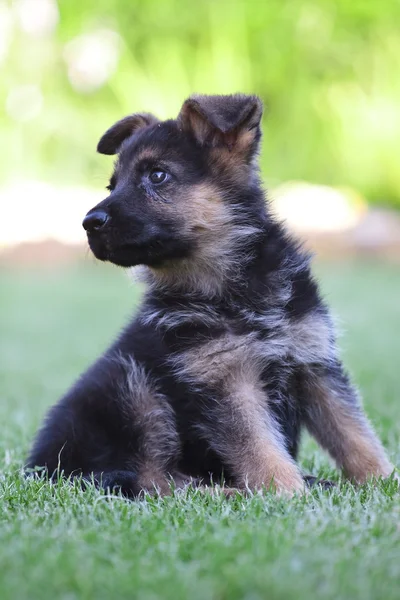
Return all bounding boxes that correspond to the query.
[1,261,399,600]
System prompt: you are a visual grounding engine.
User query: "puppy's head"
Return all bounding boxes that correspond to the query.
[83,94,263,270]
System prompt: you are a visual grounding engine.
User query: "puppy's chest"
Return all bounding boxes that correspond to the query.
[168,307,334,389]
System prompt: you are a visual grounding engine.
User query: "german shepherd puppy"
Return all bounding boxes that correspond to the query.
[27,94,396,497]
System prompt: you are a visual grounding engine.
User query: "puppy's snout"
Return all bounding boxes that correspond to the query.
[82,210,109,233]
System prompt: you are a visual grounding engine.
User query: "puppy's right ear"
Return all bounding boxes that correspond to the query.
[97,113,159,155]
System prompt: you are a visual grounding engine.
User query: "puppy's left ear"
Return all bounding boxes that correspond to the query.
[177,94,263,159]
[97,113,159,155]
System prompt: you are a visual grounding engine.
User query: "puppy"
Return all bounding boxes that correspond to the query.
[27,94,396,497]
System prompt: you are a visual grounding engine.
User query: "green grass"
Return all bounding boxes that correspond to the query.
[1,261,399,600]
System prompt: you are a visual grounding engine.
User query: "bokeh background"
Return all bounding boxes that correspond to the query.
[1,0,400,259]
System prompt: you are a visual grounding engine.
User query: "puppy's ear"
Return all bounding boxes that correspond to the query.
[177,94,263,158]
[97,113,159,155]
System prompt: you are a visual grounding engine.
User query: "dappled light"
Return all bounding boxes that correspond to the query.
[272,182,366,233]
[13,0,59,37]
[63,29,122,93]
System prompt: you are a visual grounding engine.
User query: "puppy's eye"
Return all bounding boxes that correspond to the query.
[149,170,168,184]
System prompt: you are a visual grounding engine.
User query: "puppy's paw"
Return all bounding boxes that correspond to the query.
[271,472,308,497]
[91,470,141,499]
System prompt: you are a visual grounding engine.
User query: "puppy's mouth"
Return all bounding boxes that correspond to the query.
[87,233,171,268]
[86,232,112,261]
[87,230,192,268]
[87,234,145,267]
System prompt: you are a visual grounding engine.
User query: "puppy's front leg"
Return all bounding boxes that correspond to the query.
[302,360,395,483]
[199,382,305,496]
[176,335,305,495]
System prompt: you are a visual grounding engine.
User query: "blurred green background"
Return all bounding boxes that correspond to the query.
[1,0,400,208]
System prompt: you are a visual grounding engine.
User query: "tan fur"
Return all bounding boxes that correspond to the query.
[240,311,335,365]
[149,182,260,297]
[166,309,333,365]
[227,378,305,494]
[208,128,258,182]
[292,314,333,360]
[177,93,261,186]
[235,128,257,154]
[181,182,230,234]
[178,103,210,144]
[134,147,162,164]
[116,354,181,492]
[304,376,394,483]
[136,467,171,495]
[173,333,261,386]
[178,94,261,159]
[287,313,334,364]
[174,333,305,495]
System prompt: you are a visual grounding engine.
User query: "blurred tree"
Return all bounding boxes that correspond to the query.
[1,0,400,207]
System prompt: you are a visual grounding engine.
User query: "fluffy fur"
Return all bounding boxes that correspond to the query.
[27,93,396,496]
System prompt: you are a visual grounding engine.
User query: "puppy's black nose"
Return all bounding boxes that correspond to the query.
[82,211,109,232]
